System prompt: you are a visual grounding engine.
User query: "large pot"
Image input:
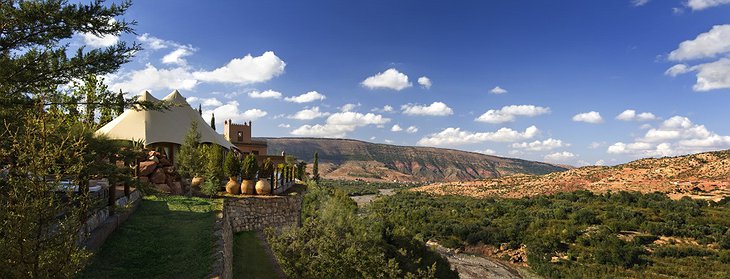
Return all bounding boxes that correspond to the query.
[241,179,255,195]
[225,177,240,195]
[191,176,205,188]
[255,179,271,195]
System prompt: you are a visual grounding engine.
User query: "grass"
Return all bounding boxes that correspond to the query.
[80,195,220,279]
[232,231,278,279]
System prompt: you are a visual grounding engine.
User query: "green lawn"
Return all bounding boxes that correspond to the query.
[233,231,278,279]
[80,195,220,279]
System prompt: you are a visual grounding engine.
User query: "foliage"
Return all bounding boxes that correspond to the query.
[368,190,730,278]
[261,158,274,179]
[200,177,220,198]
[223,151,240,178]
[210,113,216,131]
[319,179,425,196]
[312,151,319,183]
[267,183,456,279]
[80,195,220,278]
[241,154,258,180]
[296,161,306,180]
[202,144,224,182]
[177,121,204,178]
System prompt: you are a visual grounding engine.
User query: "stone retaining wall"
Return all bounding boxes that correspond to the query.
[224,194,303,233]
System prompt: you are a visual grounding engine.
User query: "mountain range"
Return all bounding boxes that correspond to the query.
[262,137,567,182]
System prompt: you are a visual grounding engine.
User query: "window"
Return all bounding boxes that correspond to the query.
[237,131,242,142]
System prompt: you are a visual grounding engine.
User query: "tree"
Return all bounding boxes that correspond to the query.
[0,1,147,276]
[224,151,241,179]
[312,152,320,183]
[210,113,216,131]
[177,121,204,178]
[241,154,259,180]
[296,161,307,181]
[198,104,202,116]
[203,144,224,182]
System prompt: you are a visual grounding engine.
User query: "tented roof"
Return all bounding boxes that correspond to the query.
[95,90,233,149]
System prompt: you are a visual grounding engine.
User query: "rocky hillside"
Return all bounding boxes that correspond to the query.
[262,137,566,182]
[414,149,730,200]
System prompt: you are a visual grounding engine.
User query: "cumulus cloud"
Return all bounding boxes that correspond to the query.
[248,90,282,99]
[187,97,223,108]
[669,25,730,61]
[288,107,330,120]
[82,32,118,48]
[475,105,550,124]
[361,68,412,90]
[572,111,604,124]
[192,51,285,84]
[417,126,539,147]
[372,105,394,113]
[406,126,419,133]
[544,152,576,163]
[162,47,195,66]
[391,124,403,132]
[418,76,432,89]
[290,112,390,138]
[202,101,267,130]
[339,103,360,112]
[137,33,172,50]
[616,109,658,121]
[607,115,730,156]
[685,0,730,10]
[688,58,730,91]
[284,91,326,103]
[108,64,197,94]
[490,86,508,94]
[401,102,454,116]
[511,138,567,151]
[665,64,690,77]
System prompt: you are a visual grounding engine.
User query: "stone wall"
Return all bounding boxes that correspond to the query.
[224,194,303,233]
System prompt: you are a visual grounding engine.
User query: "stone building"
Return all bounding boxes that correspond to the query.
[223,120,268,155]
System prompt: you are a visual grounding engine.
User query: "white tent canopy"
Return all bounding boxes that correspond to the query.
[95,90,233,149]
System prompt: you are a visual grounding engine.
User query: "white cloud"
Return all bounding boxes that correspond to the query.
[401,102,454,116]
[595,160,606,166]
[81,18,118,48]
[162,47,195,66]
[288,107,330,120]
[284,91,326,103]
[278,123,290,128]
[544,152,576,163]
[418,76,432,89]
[187,97,223,108]
[248,90,283,99]
[372,105,394,113]
[202,101,267,130]
[391,124,403,132]
[669,25,730,61]
[193,51,286,85]
[632,0,650,6]
[417,126,539,146]
[616,109,658,121]
[665,64,690,77]
[340,103,360,112]
[607,115,730,156]
[108,64,198,93]
[476,149,497,155]
[512,138,567,151]
[290,111,390,138]
[689,58,730,91]
[406,126,419,133]
[572,111,604,124]
[475,105,550,124]
[137,33,171,50]
[82,32,118,48]
[361,68,412,90]
[685,0,730,10]
[490,86,508,94]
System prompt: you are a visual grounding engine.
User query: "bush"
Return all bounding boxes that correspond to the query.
[223,152,240,178]
[200,177,220,198]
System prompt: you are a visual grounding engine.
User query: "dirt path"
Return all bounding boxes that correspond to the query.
[350,188,396,206]
[428,242,527,279]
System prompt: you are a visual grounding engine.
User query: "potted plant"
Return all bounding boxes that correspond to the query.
[223,151,241,194]
[256,158,274,195]
[240,154,258,195]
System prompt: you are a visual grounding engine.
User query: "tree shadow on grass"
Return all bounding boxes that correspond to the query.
[80,196,217,279]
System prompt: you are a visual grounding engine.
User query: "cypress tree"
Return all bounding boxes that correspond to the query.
[210,113,216,131]
[198,104,202,115]
[313,152,320,183]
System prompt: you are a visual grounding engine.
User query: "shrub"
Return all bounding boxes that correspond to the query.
[241,154,258,180]
[223,152,240,178]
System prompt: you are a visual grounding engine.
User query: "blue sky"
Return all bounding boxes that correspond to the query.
[83,0,730,166]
